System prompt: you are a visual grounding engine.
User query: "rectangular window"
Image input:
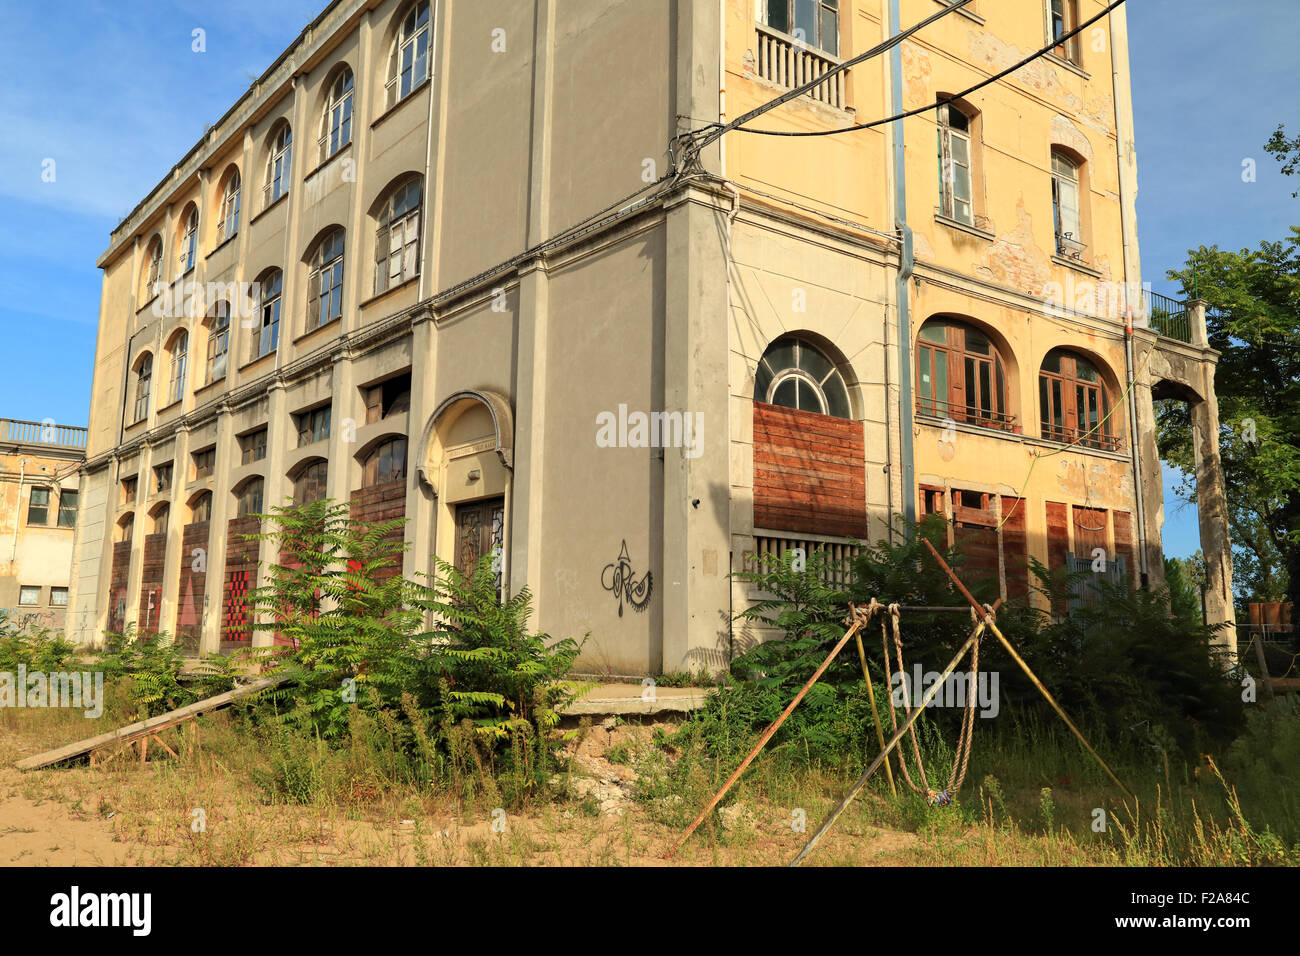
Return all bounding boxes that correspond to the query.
[363,375,412,425]
[762,0,839,55]
[27,487,50,525]
[154,463,173,493]
[193,447,216,480]
[1052,153,1083,257]
[1049,0,1080,63]
[50,587,69,607]
[121,477,138,506]
[19,586,40,606]
[295,407,331,447]
[240,428,268,464]
[57,489,78,528]
[937,104,973,225]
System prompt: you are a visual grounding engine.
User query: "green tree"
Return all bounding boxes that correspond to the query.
[1156,228,1300,622]
[1265,124,1300,198]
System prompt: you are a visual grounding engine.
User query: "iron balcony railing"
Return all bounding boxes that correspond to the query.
[1,418,87,449]
[1145,291,1191,343]
[915,398,1020,433]
[754,25,848,110]
[1040,421,1124,453]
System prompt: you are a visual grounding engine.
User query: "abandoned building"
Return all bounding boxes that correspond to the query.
[2,419,86,631]
[67,0,1233,674]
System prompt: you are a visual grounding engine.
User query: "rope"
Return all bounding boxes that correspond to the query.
[879,602,986,804]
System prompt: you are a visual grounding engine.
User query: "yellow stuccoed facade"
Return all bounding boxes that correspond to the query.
[68,0,1232,676]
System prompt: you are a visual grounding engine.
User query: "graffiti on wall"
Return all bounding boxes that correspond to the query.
[601,540,653,617]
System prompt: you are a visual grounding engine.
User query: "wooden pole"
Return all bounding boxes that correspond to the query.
[791,619,986,866]
[666,605,872,858]
[855,628,896,797]
[920,537,1134,800]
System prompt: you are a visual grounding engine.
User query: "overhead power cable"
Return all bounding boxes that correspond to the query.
[732,0,1128,138]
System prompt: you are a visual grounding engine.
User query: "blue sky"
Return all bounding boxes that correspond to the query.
[0,1,1295,560]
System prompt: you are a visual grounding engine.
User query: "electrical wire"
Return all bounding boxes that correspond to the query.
[733,0,1128,138]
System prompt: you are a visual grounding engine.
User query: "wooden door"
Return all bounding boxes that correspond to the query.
[455,497,506,596]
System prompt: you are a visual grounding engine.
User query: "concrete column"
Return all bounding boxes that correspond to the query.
[510,262,549,620]
[158,424,191,641]
[1133,341,1167,590]
[200,407,235,655]
[1188,298,1210,348]
[662,184,732,675]
[406,313,435,581]
[122,445,153,633]
[1191,390,1235,648]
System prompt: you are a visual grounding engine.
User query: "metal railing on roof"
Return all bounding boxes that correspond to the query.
[1,419,87,449]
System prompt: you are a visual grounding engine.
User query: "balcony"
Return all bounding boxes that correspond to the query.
[915,398,1020,434]
[1144,291,1191,343]
[1,418,87,450]
[1039,421,1124,453]
[754,25,848,110]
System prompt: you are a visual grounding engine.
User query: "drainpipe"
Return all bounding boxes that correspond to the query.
[1112,10,1149,586]
[10,458,27,562]
[889,0,915,526]
[417,0,441,301]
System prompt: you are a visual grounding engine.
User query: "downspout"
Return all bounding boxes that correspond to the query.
[1112,11,1149,586]
[889,0,916,526]
[10,458,27,562]
[417,0,441,301]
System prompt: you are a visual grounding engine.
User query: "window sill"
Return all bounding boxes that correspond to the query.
[293,315,342,346]
[916,413,1022,439]
[125,417,147,430]
[1051,254,1103,278]
[304,142,353,185]
[207,234,239,260]
[359,275,419,311]
[372,78,431,130]
[158,399,182,415]
[238,351,278,375]
[1044,51,1089,80]
[250,191,289,227]
[933,0,985,25]
[194,375,226,399]
[934,213,994,241]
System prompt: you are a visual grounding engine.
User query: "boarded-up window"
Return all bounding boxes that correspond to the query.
[1112,510,1137,590]
[753,402,865,538]
[951,488,999,594]
[1000,495,1029,599]
[1072,506,1109,563]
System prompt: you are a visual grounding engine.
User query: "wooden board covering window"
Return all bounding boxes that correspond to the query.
[222,515,261,643]
[1112,510,1137,590]
[107,541,132,634]
[1000,495,1029,599]
[753,402,866,538]
[176,522,209,653]
[136,532,167,635]
[349,478,407,585]
[1072,506,1109,561]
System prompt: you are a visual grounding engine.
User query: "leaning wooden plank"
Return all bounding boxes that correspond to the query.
[14,675,287,771]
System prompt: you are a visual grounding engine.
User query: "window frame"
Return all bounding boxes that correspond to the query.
[1051,149,1084,258]
[937,102,975,226]
[206,302,230,384]
[154,462,174,494]
[388,1,432,107]
[57,489,78,528]
[264,123,293,209]
[1038,350,1119,451]
[759,0,841,57]
[915,319,1013,432]
[753,338,851,420]
[363,436,408,487]
[296,406,332,447]
[374,179,422,295]
[133,354,152,424]
[142,236,163,302]
[255,271,283,359]
[193,447,216,481]
[308,229,345,328]
[237,479,265,518]
[191,491,213,524]
[1048,0,1081,64]
[218,169,241,243]
[178,205,198,274]
[121,476,138,506]
[27,486,51,526]
[320,68,355,161]
[168,331,188,406]
[50,586,69,608]
[240,428,268,465]
[18,585,40,606]
[292,459,329,505]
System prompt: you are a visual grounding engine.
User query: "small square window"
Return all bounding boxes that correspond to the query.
[19,586,40,606]
[50,587,69,607]
[27,487,50,525]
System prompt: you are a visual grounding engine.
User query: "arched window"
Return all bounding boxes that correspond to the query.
[117,514,135,544]
[387,1,431,107]
[191,491,212,523]
[177,205,198,273]
[292,460,329,505]
[254,270,283,359]
[141,235,163,302]
[937,101,974,225]
[237,478,265,518]
[753,337,850,419]
[320,67,354,161]
[308,228,345,328]
[264,122,293,208]
[218,168,241,242]
[132,354,153,424]
[374,178,422,294]
[206,301,230,383]
[916,319,1012,430]
[363,437,408,486]
[167,331,188,406]
[152,505,169,535]
[1039,349,1118,450]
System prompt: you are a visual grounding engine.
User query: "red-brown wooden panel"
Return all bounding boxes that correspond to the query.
[1073,506,1109,561]
[753,402,866,538]
[137,532,167,635]
[1045,501,1070,571]
[107,541,132,635]
[349,479,407,585]
[1112,510,1137,590]
[1000,495,1030,600]
[176,521,209,652]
